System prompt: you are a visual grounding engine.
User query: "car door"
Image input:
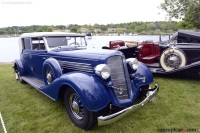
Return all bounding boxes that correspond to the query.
[30,37,49,79]
[21,38,34,76]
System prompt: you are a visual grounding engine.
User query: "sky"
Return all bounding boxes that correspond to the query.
[0,0,168,27]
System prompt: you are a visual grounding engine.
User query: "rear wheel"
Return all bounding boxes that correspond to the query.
[16,71,26,84]
[64,88,97,130]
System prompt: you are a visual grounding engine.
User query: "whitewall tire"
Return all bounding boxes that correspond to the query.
[160,48,187,71]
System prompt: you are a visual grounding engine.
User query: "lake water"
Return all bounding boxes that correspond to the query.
[0,35,162,62]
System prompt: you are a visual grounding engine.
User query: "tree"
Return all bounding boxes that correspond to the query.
[117,29,123,35]
[70,28,78,33]
[134,26,144,33]
[183,2,200,28]
[100,25,107,31]
[160,0,200,29]
[47,26,53,32]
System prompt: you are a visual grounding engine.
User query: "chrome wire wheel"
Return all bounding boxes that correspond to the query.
[17,72,21,81]
[69,93,84,120]
[164,53,182,68]
[64,89,97,129]
[160,48,187,71]
[16,70,26,84]
[46,67,54,84]
[17,71,24,82]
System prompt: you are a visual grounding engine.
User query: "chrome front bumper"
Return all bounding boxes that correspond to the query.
[98,84,159,126]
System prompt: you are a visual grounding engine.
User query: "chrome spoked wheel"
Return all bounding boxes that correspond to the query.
[160,48,187,71]
[164,53,182,68]
[69,93,84,120]
[16,70,26,84]
[17,72,22,81]
[64,89,97,130]
[46,67,54,84]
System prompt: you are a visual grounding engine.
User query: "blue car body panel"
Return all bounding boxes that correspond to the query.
[14,33,155,112]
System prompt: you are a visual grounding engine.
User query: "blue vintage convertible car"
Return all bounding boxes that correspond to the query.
[13,32,159,130]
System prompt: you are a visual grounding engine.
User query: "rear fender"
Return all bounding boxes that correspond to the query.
[14,59,25,76]
[40,72,110,112]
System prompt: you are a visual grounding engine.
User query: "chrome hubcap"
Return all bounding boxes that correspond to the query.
[17,72,21,81]
[72,101,79,113]
[69,93,84,120]
[164,53,182,68]
[46,73,52,84]
[46,67,54,84]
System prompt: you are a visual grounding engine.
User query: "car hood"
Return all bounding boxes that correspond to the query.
[49,49,122,61]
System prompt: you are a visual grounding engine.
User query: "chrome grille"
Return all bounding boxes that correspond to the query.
[107,56,131,100]
[59,61,94,73]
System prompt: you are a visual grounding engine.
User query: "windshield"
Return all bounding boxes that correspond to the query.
[45,36,87,49]
[159,32,177,45]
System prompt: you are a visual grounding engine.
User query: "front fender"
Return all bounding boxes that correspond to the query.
[133,62,153,87]
[40,72,110,112]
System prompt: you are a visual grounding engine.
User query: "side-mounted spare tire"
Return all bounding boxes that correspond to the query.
[43,58,62,85]
[160,48,187,71]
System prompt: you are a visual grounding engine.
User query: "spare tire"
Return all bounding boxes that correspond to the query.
[160,48,187,71]
[43,58,62,85]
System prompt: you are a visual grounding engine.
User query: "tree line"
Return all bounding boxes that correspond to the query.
[0,21,182,35]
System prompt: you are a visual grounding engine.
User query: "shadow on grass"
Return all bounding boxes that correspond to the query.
[153,71,200,81]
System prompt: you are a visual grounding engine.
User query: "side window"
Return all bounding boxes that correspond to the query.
[31,38,46,50]
[23,38,32,50]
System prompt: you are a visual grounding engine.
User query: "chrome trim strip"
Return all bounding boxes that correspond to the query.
[62,64,92,68]
[98,84,159,126]
[59,60,94,72]
[62,68,94,72]
[59,61,91,66]
[62,65,92,69]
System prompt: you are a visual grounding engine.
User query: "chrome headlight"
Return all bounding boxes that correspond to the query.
[95,64,111,79]
[126,58,138,71]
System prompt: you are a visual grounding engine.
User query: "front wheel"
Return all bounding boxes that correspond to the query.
[64,88,97,130]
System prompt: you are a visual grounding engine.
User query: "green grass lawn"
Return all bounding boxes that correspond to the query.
[0,64,200,133]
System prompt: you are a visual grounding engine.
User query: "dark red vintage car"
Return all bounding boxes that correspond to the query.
[103,30,200,77]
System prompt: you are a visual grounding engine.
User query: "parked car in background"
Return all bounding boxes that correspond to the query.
[104,30,200,78]
[13,32,159,130]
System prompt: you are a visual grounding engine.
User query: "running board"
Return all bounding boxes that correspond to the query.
[150,61,200,74]
[145,63,160,68]
[22,76,45,89]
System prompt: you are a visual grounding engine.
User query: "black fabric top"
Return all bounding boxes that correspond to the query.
[176,30,200,43]
[178,30,200,37]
